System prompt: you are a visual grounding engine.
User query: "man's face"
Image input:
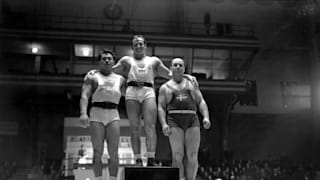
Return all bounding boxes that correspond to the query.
[171,58,185,76]
[132,37,146,55]
[99,53,114,68]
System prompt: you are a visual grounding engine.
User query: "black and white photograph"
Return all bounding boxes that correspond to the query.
[0,0,320,180]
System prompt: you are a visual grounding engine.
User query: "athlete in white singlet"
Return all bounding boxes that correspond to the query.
[80,49,126,180]
[113,35,171,166]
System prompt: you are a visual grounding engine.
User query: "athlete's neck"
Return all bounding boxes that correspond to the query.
[134,53,145,60]
[173,76,184,84]
[100,69,112,76]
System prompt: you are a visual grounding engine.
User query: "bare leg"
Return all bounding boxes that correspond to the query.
[90,121,105,178]
[185,127,201,180]
[106,120,120,179]
[142,98,157,157]
[126,100,142,160]
[169,127,185,179]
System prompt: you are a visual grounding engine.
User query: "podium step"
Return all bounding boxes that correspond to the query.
[73,166,179,180]
[124,167,179,180]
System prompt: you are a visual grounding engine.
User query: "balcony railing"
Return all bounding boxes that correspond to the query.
[2,13,255,38]
[0,73,249,94]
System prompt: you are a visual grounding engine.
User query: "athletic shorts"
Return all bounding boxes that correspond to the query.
[125,86,155,103]
[167,113,200,131]
[89,107,120,126]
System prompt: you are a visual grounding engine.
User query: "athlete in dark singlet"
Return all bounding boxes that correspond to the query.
[158,58,211,180]
[165,81,200,131]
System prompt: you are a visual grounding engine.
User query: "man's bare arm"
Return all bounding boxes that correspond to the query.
[158,85,172,136]
[80,82,92,116]
[155,57,171,79]
[119,75,127,96]
[193,79,210,121]
[113,56,130,77]
[158,85,168,127]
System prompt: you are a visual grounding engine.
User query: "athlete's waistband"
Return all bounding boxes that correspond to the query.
[91,101,118,109]
[168,110,196,114]
[127,81,153,88]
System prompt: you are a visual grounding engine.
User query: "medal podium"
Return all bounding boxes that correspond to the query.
[74,166,179,180]
[65,117,178,180]
[124,166,179,180]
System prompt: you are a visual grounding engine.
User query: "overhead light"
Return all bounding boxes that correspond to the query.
[30,43,41,54]
[82,47,90,56]
[74,44,93,57]
[31,47,39,54]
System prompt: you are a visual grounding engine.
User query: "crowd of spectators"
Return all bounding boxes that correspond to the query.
[0,160,17,180]
[41,160,62,180]
[4,157,320,180]
[198,158,320,180]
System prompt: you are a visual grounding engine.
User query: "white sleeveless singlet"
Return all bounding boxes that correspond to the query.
[84,70,124,125]
[87,71,123,104]
[127,57,155,84]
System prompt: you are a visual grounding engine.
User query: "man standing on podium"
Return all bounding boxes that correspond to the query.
[113,35,171,166]
[158,58,211,180]
[80,49,126,180]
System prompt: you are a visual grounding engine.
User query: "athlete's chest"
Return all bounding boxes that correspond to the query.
[173,91,191,102]
[131,58,154,73]
[94,74,118,87]
[168,79,190,91]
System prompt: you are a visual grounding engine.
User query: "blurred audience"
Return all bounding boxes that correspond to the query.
[198,157,320,180]
[0,160,17,180]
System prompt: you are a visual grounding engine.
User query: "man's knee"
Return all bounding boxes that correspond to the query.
[93,149,103,163]
[109,152,119,162]
[130,126,141,137]
[93,148,103,156]
[172,151,184,163]
[144,123,156,132]
[187,151,198,163]
[143,113,156,126]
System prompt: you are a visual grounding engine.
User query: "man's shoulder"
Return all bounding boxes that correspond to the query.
[88,69,99,75]
[112,73,125,80]
[160,80,176,90]
[145,56,162,68]
[83,70,99,83]
[184,74,198,87]
[119,56,132,63]
[184,74,196,80]
[146,56,161,62]
[85,69,99,78]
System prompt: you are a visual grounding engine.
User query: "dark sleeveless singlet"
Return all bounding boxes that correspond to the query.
[166,82,200,131]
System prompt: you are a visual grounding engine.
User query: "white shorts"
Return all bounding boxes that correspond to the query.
[89,107,120,126]
[125,86,155,103]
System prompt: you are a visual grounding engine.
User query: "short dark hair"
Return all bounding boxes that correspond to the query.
[97,49,114,60]
[132,35,146,44]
